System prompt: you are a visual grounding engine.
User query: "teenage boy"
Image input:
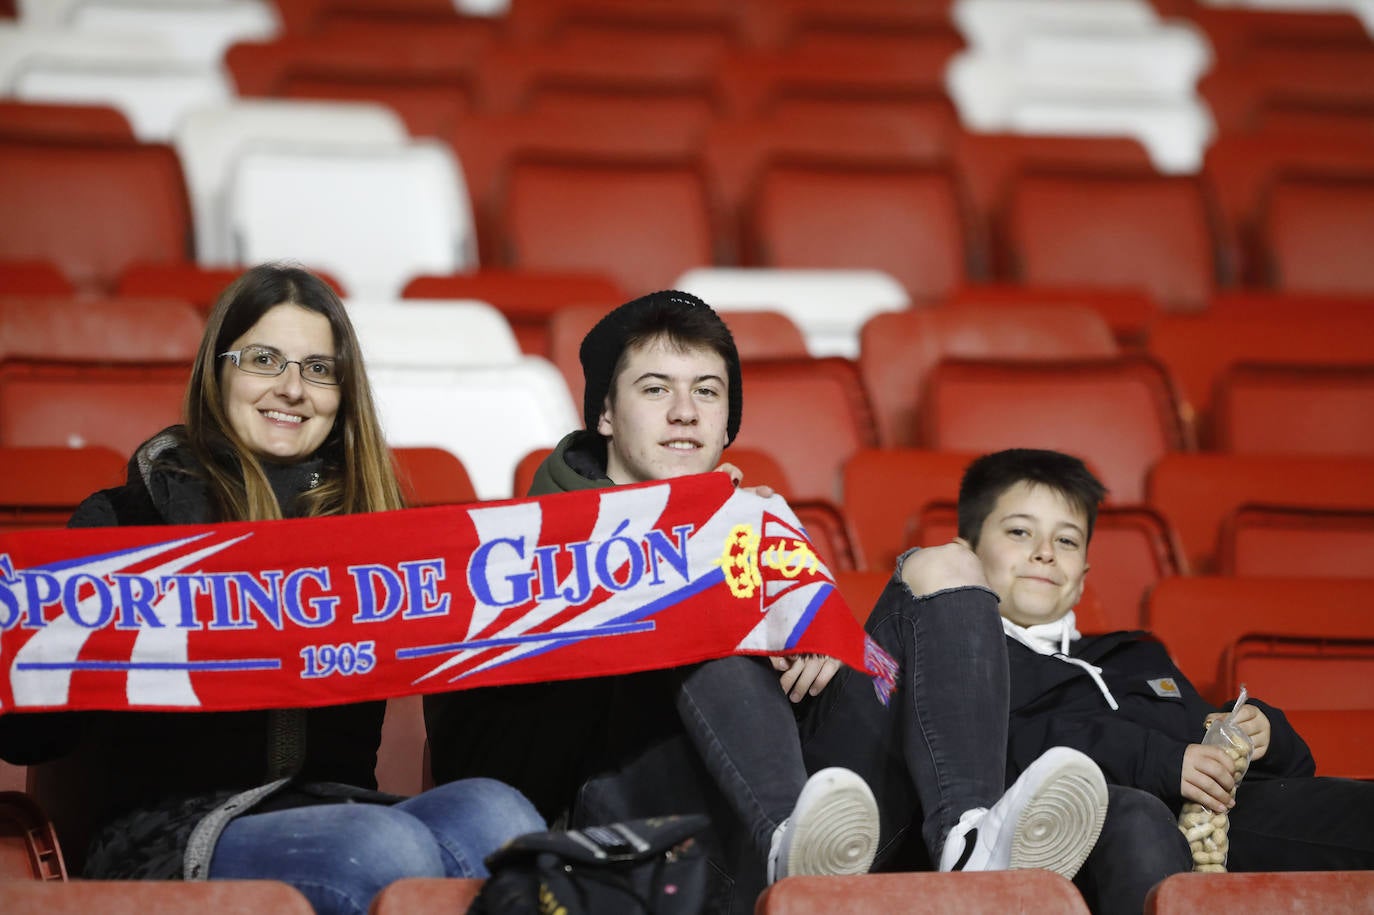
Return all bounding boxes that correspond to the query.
[427,293,1108,910]
[956,448,1374,914]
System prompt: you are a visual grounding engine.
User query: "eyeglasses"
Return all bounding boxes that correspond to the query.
[220,345,340,386]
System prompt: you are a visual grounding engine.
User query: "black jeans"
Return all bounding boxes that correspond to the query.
[677,578,1010,864]
[1229,776,1374,871]
[1075,785,1191,915]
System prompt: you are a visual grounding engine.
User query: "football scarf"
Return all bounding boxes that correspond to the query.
[0,473,896,714]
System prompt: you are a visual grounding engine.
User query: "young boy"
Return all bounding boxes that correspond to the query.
[956,448,1374,913]
[427,293,1108,912]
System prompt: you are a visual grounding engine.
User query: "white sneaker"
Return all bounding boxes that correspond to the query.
[938,746,1107,879]
[766,767,880,884]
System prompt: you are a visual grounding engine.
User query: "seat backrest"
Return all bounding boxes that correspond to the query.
[449,112,701,267]
[747,161,970,303]
[391,446,477,507]
[1145,870,1374,915]
[676,266,910,359]
[1214,364,1374,458]
[1226,635,1374,712]
[0,140,192,294]
[512,446,554,499]
[175,99,407,266]
[502,156,715,296]
[953,132,1153,257]
[67,0,279,66]
[0,445,127,531]
[715,48,953,117]
[13,60,232,143]
[1279,708,1374,780]
[842,448,981,572]
[756,870,1091,914]
[0,879,316,914]
[921,356,1186,504]
[367,877,485,915]
[1200,134,1374,283]
[0,261,73,296]
[1219,506,1374,578]
[859,303,1118,447]
[1259,172,1374,296]
[732,357,876,504]
[229,142,475,299]
[346,299,521,368]
[368,356,579,500]
[1144,576,1374,703]
[0,294,205,362]
[1002,170,1222,312]
[118,262,348,313]
[0,100,134,143]
[278,70,475,140]
[1147,453,1374,574]
[402,269,624,357]
[944,283,1160,349]
[1146,314,1374,444]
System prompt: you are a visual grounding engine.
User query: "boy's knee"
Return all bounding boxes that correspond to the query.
[339,806,447,883]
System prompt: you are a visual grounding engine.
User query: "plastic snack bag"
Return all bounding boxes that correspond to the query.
[1176,685,1255,873]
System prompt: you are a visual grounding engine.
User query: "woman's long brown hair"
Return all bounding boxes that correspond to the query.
[182,264,404,521]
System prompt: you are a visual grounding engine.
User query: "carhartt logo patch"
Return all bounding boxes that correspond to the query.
[1148,677,1182,698]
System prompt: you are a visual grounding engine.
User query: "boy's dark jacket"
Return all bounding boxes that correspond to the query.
[1005,629,1315,808]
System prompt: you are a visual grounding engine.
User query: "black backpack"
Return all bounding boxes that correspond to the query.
[468,814,709,915]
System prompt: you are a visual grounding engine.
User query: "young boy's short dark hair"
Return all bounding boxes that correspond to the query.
[958,449,1108,548]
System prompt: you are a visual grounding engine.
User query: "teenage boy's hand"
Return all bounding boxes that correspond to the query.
[900,541,989,597]
[770,654,842,702]
[1181,744,1237,813]
[714,462,775,499]
[1204,705,1272,761]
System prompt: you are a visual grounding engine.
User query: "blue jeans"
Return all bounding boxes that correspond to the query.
[209,778,543,915]
[677,576,1009,864]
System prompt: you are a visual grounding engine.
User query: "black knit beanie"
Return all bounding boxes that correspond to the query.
[579,290,743,444]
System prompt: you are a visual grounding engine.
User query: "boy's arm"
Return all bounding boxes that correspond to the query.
[1008,708,1193,805]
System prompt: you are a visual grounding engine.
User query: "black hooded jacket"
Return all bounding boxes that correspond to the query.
[1006,629,1315,808]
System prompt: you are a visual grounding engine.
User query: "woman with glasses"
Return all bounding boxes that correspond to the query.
[0,264,543,914]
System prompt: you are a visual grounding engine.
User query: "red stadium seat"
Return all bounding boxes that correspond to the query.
[858,303,1118,447]
[0,261,73,296]
[512,446,553,499]
[0,445,127,532]
[1145,576,1374,703]
[1146,314,1374,448]
[920,357,1188,504]
[1000,170,1226,313]
[1280,709,1374,780]
[732,357,876,504]
[746,160,972,302]
[945,283,1161,348]
[279,71,474,139]
[832,570,891,623]
[0,141,192,294]
[842,448,980,572]
[1,879,314,914]
[1226,635,1374,711]
[501,156,716,295]
[1219,506,1374,578]
[1200,134,1374,285]
[0,100,134,144]
[1146,870,1374,914]
[118,263,348,314]
[1259,172,1374,296]
[715,48,953,117]
[1199,48,1374,136]
[367,877,485,915]
[1148,453,1374,574]
[391,446,478,507]
[756,871,1091,914]
[448,113,701,266]
[952,132,1154,262]
[1214,364,1374,457]
[1187,7,1373,69]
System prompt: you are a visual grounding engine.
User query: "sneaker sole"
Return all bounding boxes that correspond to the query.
[786,768,880,878]
[1007,754,1108,880]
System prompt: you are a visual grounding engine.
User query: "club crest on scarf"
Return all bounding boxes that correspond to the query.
[0,474,892,714]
